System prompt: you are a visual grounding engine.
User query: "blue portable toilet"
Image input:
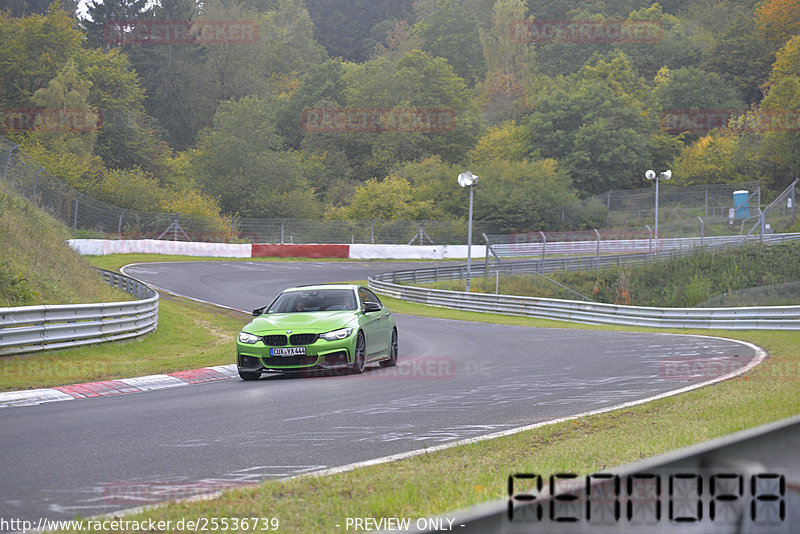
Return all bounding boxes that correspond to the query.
[733,190,750,218]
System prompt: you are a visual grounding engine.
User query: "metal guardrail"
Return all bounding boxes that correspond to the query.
[370,277,800,330]
[486,232,800,259]
[0,269,158,356]
[372,233,800,288]
[369,245,800,330]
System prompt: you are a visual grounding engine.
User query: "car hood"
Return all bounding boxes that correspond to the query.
[244,311,356,334]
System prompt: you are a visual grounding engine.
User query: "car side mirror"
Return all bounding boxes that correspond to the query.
[363,302,381,313]
[252,307,266,316]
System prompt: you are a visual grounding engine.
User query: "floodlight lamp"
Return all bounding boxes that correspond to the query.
[661,170,672,180]
[458,171,478,187]
[645,169,656,180]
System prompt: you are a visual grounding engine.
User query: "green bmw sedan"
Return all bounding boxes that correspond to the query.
[236,284,397,380]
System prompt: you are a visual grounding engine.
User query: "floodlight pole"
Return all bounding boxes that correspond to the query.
[458,172,479,292]
[466,183,474,292]
[654,176,659,253]
[645,170,671,255]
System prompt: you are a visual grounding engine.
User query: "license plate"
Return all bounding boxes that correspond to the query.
[270,347,306,357]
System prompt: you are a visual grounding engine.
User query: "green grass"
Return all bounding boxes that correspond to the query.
[0,181,128,307]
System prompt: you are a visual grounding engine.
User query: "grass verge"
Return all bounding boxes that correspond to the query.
[0,293,246,391]
[0,182,128,307]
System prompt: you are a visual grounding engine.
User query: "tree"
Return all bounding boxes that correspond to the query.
[469,121,527,164]
[28,59,97,157]
[700,14,775,105]
[276,59,347,149]
[191,95,322,217]
[521,53,672,195]
[325,174,436,220]
[186,0,325,138]
[471,158,578,232]
[0,7,83,110]
[477,0,536,123]
[128,0,201,150]
[671,132,755,185]
[82,0,152,52]
[393,155,580,232]
[751,35,800,189]
[414,0,486,85]
[304,0,415,61]
[74,48,170,176]
[618,3,704,80]
[756,0,800,47]
[341,49,478,177]
[654,66,744,141]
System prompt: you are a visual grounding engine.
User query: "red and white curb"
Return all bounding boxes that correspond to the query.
[0,364,238,408]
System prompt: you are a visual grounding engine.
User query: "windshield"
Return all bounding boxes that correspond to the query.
[266,289,357,314]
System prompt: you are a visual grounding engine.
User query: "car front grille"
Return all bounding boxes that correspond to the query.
[262,334,287,346]
[290,333,318,345]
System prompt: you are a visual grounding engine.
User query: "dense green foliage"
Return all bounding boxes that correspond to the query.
[2,0,800,233]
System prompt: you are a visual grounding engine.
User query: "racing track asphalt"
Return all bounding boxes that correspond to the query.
[0,261,759,526]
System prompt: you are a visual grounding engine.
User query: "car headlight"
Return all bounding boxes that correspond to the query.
[238,332,260,344]
[320,327,353,341]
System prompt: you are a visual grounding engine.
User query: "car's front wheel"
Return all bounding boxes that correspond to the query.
[238,369,261,381]
[380,328,398,368]
[351,331,366,374]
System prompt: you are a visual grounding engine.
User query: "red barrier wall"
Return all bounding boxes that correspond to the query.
[251,244,351,258]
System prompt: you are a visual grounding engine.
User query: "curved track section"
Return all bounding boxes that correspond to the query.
[0,261,759,525]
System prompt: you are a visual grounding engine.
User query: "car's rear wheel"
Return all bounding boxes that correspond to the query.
[238,369,261,381]
[351,332,366,374]
[380,328,398,368]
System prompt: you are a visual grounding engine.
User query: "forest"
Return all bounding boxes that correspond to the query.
[1,0,799,233]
